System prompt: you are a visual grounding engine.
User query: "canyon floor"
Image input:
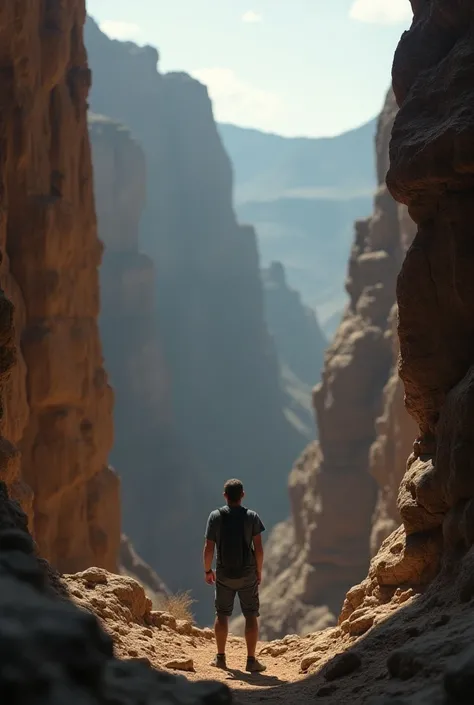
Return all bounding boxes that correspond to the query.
[64,559,474,705]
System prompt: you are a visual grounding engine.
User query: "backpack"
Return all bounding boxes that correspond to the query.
[218,507,250,579]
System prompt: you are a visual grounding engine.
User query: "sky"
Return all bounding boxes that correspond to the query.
[86,0,412,138]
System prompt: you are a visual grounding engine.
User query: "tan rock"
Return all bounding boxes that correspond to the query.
[0,0,119,573]
[164,658,195,672]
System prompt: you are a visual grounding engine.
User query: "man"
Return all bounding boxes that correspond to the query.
[203,478,267,672]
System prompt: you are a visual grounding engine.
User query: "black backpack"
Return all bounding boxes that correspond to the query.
[218,507,250,579]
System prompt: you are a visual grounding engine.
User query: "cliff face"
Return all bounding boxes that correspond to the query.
[84,17,304,619]
[339,0,474,642]
[89,113,205,605]
[0,2,119,572]
[237,89,415,640]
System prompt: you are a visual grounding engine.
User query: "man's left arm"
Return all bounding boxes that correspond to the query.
[252,513,266,585]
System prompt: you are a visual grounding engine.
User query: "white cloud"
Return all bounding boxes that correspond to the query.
[349,0,412,25]
[99,20,142,40]
[191,67,282,131]
[242,10,263,23]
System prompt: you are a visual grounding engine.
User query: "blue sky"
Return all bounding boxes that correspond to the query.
[86,0,412,137]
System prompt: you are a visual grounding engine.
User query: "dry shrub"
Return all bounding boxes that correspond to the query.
[157,590,195,623]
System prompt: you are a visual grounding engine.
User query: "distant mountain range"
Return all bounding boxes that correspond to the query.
[219,119,378,330]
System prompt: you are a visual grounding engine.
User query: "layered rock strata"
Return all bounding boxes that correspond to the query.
[236,89,415,640]
[0,1,119,572]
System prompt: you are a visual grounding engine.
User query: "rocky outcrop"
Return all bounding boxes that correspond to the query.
[84,18,305,621]
[0,480,229,704]
[0,1,119,572]
[236,89,415,640]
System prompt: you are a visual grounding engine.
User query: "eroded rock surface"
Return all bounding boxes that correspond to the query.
[0,0,119,572]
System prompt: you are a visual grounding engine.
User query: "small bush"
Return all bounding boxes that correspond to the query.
[158,591,195,623]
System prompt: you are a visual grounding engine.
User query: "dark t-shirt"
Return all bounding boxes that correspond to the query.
[205,505,265,570]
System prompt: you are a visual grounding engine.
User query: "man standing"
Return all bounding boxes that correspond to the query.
[203,478,267,672]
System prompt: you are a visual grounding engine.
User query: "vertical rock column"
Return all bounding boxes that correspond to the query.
[0,1,120,572]
[388,0,474,564]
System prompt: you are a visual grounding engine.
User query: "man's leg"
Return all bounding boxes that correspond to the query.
[238,576,266,672]
[244,615,259,658]
[211,578,235,668]
[214,613,229,655]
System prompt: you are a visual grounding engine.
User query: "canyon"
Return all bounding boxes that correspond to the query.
[3,1,474,705]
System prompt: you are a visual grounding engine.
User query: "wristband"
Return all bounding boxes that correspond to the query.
[205,569,213,574]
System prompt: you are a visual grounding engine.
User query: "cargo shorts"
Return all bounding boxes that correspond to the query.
[215,569,260,617]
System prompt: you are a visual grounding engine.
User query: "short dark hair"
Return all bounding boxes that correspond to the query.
[224,478,244,503]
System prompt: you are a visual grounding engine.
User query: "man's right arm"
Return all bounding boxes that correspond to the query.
[203,512,217,584]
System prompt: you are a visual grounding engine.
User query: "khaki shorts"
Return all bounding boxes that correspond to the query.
[215,569,260,617]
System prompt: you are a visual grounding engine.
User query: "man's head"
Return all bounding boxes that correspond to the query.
[224,478,245,505]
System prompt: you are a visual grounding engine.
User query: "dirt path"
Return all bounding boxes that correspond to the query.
[184,636,307,703]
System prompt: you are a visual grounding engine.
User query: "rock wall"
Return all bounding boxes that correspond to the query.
[89,113,201,606]
[84,17,305,621]
[238,89,416,640]
[340,0,474,627]
[387,0,474,587]
[0,1,120,572]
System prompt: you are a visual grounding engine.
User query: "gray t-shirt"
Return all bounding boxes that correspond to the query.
[205,505,265,570]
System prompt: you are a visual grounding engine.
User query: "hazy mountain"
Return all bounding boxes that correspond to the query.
[219,120,377,324]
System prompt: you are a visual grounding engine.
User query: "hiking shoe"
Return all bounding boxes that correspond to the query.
[245,657,267,673]
[211,654,227,670]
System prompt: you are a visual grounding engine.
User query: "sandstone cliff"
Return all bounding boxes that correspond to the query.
[84,18,305,620]
[0,1,120,573]
[235,89,415,640]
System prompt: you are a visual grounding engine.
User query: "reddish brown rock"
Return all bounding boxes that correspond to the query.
[0,2,120,572]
